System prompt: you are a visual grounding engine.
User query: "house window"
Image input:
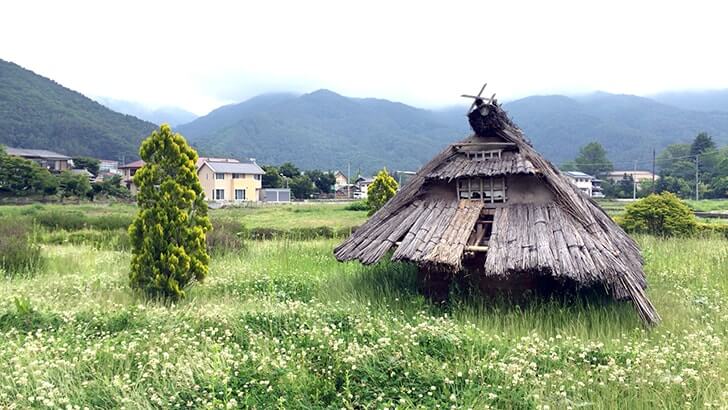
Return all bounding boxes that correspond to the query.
[233,173,243,179]
[235,189,245,200]
[457,177,506,203]
[254,174,261,181]
[215,189,225,200]
[466,150,502,160]
[215,173,225,180]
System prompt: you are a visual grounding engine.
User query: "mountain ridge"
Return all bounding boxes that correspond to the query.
[0,59,156,160]
[179,89,728,173]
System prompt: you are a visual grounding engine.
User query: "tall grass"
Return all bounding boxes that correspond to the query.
[0,235,725,408]
[0,217,44,275]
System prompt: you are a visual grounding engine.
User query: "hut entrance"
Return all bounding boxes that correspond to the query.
[468,210,494,247]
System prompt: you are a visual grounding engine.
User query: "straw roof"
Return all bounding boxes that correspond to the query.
[335,101,660,325]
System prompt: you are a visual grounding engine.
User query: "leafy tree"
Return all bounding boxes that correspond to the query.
[128,124,211,300]
[657,143,693,180]
[655,175,693,198]
[574,142,613,176]
[279,162,300,178]
[289,174,315,199]
[367,168,398,215]
[707,176,728,198]
[307,169,336,194]
[0,153,58,197]
[72,156,100,176]
[57,171,91,201]
[621,192,697,237]
[91,175,129,199]
[261,165,282,188]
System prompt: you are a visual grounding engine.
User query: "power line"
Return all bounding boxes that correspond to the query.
[565,149,724,168]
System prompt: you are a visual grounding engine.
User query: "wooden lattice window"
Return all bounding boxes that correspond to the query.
[457,177,506,203]
[466,150,501,160]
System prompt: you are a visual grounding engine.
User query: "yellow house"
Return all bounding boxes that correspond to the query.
[198,160,265,202]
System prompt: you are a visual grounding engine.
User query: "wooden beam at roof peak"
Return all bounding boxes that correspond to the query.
[454,142,517,148]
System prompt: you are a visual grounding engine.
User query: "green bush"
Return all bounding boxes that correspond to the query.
[0,218,44,275]
[344,200,370,211]
[207,219,246,254]
[696,222,728,239]
[621,192,697,237]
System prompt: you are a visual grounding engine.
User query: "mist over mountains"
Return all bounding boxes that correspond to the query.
[2,58,728,172]
[94,97,199,127]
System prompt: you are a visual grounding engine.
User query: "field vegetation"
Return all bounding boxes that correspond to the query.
[0,202,726,408]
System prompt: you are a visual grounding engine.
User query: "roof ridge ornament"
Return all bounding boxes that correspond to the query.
[461,83,511,136]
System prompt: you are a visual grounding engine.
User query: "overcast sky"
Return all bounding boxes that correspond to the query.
[2,0,727,115]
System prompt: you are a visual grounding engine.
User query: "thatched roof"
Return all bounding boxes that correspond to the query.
[334,100,660,325]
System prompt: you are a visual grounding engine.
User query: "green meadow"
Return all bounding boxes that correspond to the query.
[0,203,726,409]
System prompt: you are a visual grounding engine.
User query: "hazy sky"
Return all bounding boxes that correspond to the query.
[2,0,727,115]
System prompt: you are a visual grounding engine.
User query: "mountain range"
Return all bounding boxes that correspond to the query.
[2,58,728,172]
[178,90,728,172]
[94,97,198,127]
[0,59,156,161]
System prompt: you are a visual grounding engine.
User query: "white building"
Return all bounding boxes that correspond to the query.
[355,176,374,199]
[564,171,603,198]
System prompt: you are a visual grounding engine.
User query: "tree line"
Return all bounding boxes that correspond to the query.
[0,146,129,201]
[260,162,337,199]
[562,132,728,199]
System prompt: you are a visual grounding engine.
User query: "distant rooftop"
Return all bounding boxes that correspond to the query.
[5,147,70,160]
[119,160,145,169]
[564,171,594,179]
[196,157,240,169]
[203,160,264,175]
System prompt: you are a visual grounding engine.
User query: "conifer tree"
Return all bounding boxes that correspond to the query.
[128,124,211,299]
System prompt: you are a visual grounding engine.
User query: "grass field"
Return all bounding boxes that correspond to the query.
[0,203,727,408]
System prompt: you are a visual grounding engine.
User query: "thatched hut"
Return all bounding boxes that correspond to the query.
[335,95,660,325]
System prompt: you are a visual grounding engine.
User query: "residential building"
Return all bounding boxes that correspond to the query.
[5,147,71,172]
[355,176,374,199]
[98,159,120,174]
[334,170,348,190]
[119,160,145,194]
[564,171,598,197]
[605,170,658,187]
[198,160,265,202]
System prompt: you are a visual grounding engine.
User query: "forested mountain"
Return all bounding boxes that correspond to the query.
[95,97,198,126]
[503,92,728,165]
[178,89,728,172]
[651,90,728,113]
[3,55,728,173]
[177,90,462,173]
[0,59,156,160]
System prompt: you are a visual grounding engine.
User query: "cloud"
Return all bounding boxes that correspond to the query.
[2,0,727,114]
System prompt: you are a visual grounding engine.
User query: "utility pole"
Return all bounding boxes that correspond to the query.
[652,148,656,193]
[695,154,700,201]
[347,162,351,199]
[632,160,637,200]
